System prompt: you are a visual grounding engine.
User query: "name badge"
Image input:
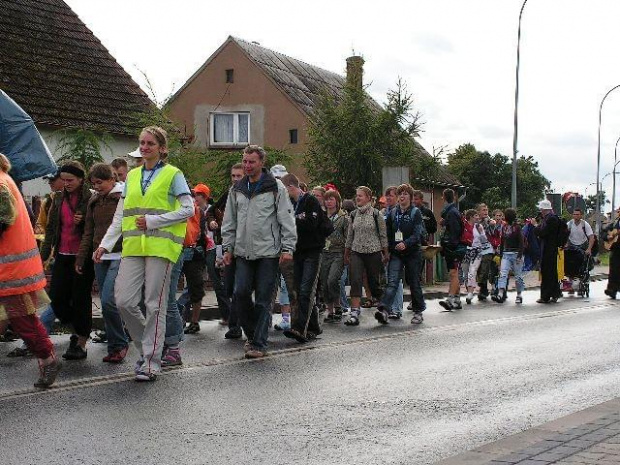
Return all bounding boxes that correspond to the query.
[395,231,403,242]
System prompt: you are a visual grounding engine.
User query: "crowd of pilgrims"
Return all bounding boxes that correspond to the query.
[1,126,617,389]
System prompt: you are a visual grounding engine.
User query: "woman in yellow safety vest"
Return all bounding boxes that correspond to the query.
[95,126,193,382]
[0,153,61,388]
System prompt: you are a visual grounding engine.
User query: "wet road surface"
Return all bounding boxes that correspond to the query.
[2,281,620,465]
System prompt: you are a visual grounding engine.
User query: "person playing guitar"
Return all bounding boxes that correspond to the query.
[604,208,620,299]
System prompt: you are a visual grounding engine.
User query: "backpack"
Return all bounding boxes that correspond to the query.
[460,216,473,246]
[557,217,570,246]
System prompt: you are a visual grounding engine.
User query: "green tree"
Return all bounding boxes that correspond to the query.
[446,143,550,217]
[55,129,112,171]
[585,191,608,214]
[305,79,428,198]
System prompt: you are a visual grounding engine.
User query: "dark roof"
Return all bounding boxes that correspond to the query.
[232,37,347,116]
[0,0,153,135]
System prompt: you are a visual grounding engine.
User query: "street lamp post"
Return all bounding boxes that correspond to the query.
[511,0,528,209]
[596,84,620,235]
[612,135,620,214]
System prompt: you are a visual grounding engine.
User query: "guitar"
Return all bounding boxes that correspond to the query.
[604,229,619,251]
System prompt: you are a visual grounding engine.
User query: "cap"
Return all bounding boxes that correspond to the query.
[128,148,142,158]
[193,183,211,198]
[270,164,288,178]
[537,199,552,210]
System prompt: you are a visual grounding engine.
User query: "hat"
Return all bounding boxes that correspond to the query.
[270,164,288,178]
[193,183,211,198]
[128,148,142,158]
[537,199,552,210]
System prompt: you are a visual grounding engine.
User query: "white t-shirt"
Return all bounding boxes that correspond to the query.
[568,219,593,246]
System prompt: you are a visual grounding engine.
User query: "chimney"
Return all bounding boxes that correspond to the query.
[346,55,364,89]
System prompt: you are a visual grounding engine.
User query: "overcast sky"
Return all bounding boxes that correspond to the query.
[67,0,620,208]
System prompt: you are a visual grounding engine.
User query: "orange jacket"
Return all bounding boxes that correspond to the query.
[183,204,202,248]
[0,171,46,297]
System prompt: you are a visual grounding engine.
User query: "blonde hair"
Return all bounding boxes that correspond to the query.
[356,186,372,199]
[0,153,11,173]
[141,126,169,159]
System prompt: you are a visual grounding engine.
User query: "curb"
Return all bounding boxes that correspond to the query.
[77,273,609,332]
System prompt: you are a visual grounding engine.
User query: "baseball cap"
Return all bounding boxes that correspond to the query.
[193,183,211,197]
[537,199,552,210]
[127,148,142,158]
[270,164,288,178]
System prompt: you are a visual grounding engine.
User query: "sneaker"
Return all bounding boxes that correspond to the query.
[134,357,144,375]
[161,348,182,367]
[63,345,87,360]
[374,309,389,325]
[407,302,413,310]
[34,360,61,389]
[387,312,402,320]
[478,294,488,302]
[245,348,265,359]
[7,346,31,357]
[91,331,107,344]
[224,327,243,339]
[411,313,424,325]
[274,320,291,331]
[283,328,309,343]
[102,347,128,364]
[515,295,523,304]
[439,300,453,311]
[452,299,463,310]
[184,322,200,334]
[466,296,473,305]
[323,313,336,323]
[135,371,157,382]
[243,341,254,352]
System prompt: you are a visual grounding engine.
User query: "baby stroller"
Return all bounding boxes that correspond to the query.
[562,247,593,298]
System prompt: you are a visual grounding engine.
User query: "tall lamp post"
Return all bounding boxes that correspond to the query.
[612,134,620,214]
[596,84,620,235]
[512,0,528,209]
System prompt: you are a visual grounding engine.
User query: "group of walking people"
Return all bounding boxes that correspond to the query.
[2,126,619,389]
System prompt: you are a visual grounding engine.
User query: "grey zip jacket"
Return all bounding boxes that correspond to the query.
[222,168,297,260]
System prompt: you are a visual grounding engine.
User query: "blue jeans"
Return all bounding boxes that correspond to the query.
[292,251,321,334]
[498,252,525,293]
[381,250,425,313]
[205,249,231,319]
[94,260,128,354]
[390,275,404,314]
[166,248,192,346]
[340,265,349,310]
[234,257,279,351]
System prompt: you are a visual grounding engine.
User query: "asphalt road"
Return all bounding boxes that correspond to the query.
[2,281,620,465]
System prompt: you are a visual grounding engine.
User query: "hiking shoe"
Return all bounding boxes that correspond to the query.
[283,328,309,343]
[374,310,389,325]
[274,320,291,331]
[34,360,61,389]
[515,296,523,304]
[452,300,462,310]
[7,346,31,357]
[63,345,87,360]
[184,322,200,334]
[225,327,243,339]
[605,289,617,300]
[411,313,424,325]
[102,347,128,364]
[245,348,265,359]
[135,371,157,382]
[91,331,107,344]
[162,348,182,367]
[387,311,402,320]
[439,300,453,311]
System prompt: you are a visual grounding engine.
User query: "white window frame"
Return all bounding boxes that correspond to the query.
[209,112,250,146]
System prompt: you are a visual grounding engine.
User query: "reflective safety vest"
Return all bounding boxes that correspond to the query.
[121,164,187,263]
[0,171,47,297]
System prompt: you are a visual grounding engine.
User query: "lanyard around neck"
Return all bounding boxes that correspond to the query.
[141,161,163,195]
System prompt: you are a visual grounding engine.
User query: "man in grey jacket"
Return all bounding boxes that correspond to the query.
[222,145,297,358]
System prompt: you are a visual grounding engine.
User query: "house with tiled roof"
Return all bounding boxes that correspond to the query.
[168,36,462,211]
[0,0,153,196]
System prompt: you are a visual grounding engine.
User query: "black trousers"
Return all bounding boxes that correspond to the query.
[49,254,95,338]
[607,247,620,293]
[540,246,561,300]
